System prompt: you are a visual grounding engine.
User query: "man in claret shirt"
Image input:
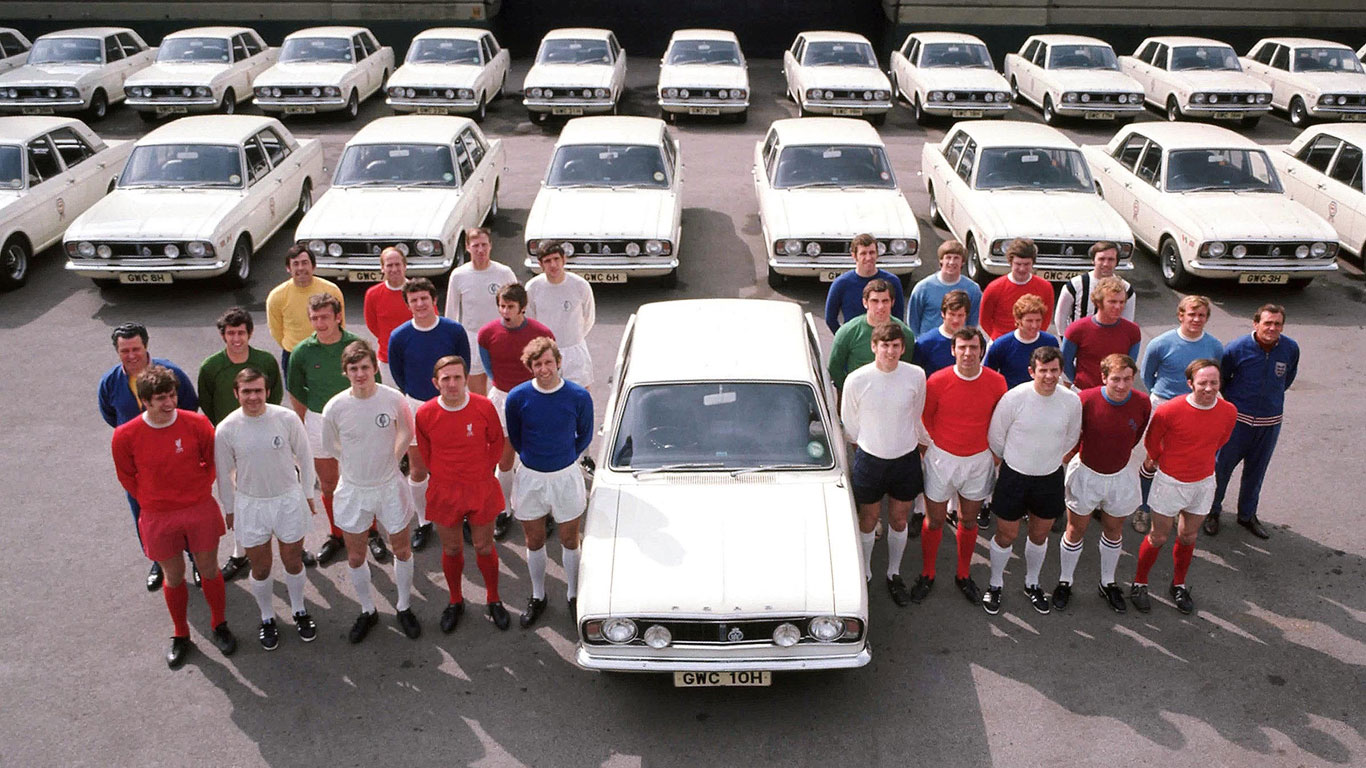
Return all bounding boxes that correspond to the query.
[978,238,1055,340]
[911,289,971,377]
[363,247,411,385]
[1061,276,1142,391]
[1129,359,1237,615]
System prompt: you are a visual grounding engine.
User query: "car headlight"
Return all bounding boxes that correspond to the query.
[197,86,212,97]
[96,244,112,259]
[663,87,677,99]
[1336,95,1348,106]
[1310,242,1328,258]
[1231,244,1247,259]
[405,87,416,98]
[1064,92,1079,103]
[945,92,957,102]
[808,616,845,643]
[270,87,282,98]
[595,87,608,98]
[307,239,325,256]
[602,617,637,644]
[645,239,664,256]
[415,239,435,256]
[1244,94,1255,104]
[643,624,672,649]
[1206,241,1227,257]
[930,90,944,101]
[186,241,207,257]
[125,87,137,98]
[326,242,343,258]
[394,242,411,256]
[178,87,191,98]
[256,87,267,98]
[1319,94,1334,106]
[544,89,555,98]
[863,90,873,101]
[997,91,1010,102]
[782,239,802,256]
[1295,245,1310,259]
[875,241,887,255]
[163,244,180,258]
[561,241,575,256]
[62,87,79,98]
[77,241,96,258]
[581,88,592,98]
[1257,93,1270,104]
[443,89,455,99]
[772,622,801,647]
[679,88,690,99]
[1192,93,1207,104]
[805,241,822,256]
[388,86,401,98]
[821,90,833,100]
[309,87,322,97]
[875,89,888,100]
[624,241,641,256]
[889,238,909,255]
[459,88,474,99]
[1080,93,1091,103]
[529,87,543,98]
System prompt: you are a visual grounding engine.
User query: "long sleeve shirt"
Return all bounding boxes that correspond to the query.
[197,347,282,425]
[214,404,315,511]
[266,277,344,352]
[415,394,504,489]
[526,272,596,347]
[911,326,956,377]
[111,409,216,514]
[984,330,1060,389]
[1144,395,1237,481]
[477,318,555,393]
[387,317,470,401]
[905,273,982,336]
[505,378,594,473]
[321,384,413,487]
[1139,329,1224,401]
[1220,333,1299,425]
[827,315,915,390]
[286,330,372,414]
[988,383,1082,476]
[445,260,516,329]
[824,269,905,333]
[98,358,198,428]
[1061,316,1142,390]
[979,274,1055,339]
[922,365,1008,457]
[840,361,928,458]
[1076,387,1151,474]
[363,281,410,362]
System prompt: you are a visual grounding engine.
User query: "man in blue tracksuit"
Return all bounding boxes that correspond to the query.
[1206,304,1298,539]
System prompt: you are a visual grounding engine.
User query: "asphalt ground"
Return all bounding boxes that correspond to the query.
[1,57,1364,768]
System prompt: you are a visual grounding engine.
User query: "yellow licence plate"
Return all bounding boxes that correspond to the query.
[119,272,172,284]
[674,671,771,687]
[1238,273,1289,285]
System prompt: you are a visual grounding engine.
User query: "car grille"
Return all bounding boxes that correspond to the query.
[609,618,860,646]
[393,87,464,99]
[535,88,604,100]
[1220,241,1332,258]
[1201,93,1263,105]
[929,90,1003,104]
[1033,239,1098,257]
[1322,95,1366,107]
[89,241,195,258]
[564,239,654,256]
[133,86,204,99]
[315,240,431,258]
[1068,93,1136,105]
[810,88,884,101]
[7,87,67,100]
[661,88,743,100]
[773,238,919,257]
[265,86,330,98]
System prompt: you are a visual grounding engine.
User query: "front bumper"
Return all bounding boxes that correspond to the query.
[1306,104,1366,119]
[1184,258,1338,279]
[66,258,229,280]
[576,643,871,672]
[524,256,679,279]
[1054,102,1144,117]
[1181,103,1271,118]
[387,97,479,114]
[659,98,748,114]
[921,101,1011,117]
[314,255,454,279]
[126,96,219,113]
[769,255,920,277]
[524,98,615,114]
[0,98,87,113]
[801,99,892,115]
[256,97,348,113]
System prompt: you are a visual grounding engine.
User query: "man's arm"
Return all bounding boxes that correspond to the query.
[1142,409,1166,469]
[286,350,308,417]
[574,389,594,457]
[97,374,118,428]
[363,290,380,339]
[904,283,924,332]
[1054,282,1075,333]
[1060,334,1080,382]
[111,430,138,499]
[445,274,462,322]
[1139,337,1159,393]
[581,282,597,338]
[266,288,286,348]
[966,283,982,327]
[1037,280,1056,332]
[483,403,505,473]
[978,284,999,338]
[174,365,199,413]
[330,283,346,327]
[393,396,415,465]
[826,327,851,390]
[196,415,216,485]
[823,281,843,334]
[388,330,408,394]
[213,428,236,515]
[453,328,472,374]
[986,392,1013,459]
[196,361,215,422]
[1284,342,1299,389]
[478,345,494,381]
[415,413,433,470]
[891,274,906,324]
[504,392,523,456]
[267,356,284,405]
[838,377,860,444]
[322,409,343,461]
[288,412,317,495]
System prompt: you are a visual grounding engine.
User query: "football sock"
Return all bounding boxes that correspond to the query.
[249,573,275,622]
[348,562,376,614]
[527,546,547,600]
[442,550,465,603]
[476,550,500,603]
[201,573,227,627]
[563,545,581,600]
[1058,533,1084,584]
[1024,538,1047,589]
[1099,534,1122,585]
[920,518,943,579]
[394,555,414,612]
[989,538,1011,589]
[164,582,190,638]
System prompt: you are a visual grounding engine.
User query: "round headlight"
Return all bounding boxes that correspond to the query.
[197,87,211,97]
[307,239,325,255]
[645,239,664,256]
[1231,244,1247,259]
[823,90,834,100]
[805,241,822,256]
[415,239,435,256]
[1080,93,1091,103]
[595,88,608,98]
[930,91,944,101]
[529,87,543,98]
[582,89,592,98]
[1310,242,1328,258]
[270,87,281,98]
[1320,94,1335,106]
[875,90,888,100]
[643,625,672,649]
[809,616,845,643]
[462,88,476,99]
[545,89,555,98]
[1207,241,1227,257]
[863,90,873,101]
[388,86,401,98]
[945,92,956,102]
[77,241,96,257]
[403,88,415,98]
[875,241,886,255]
[310,87,322,97]
[996,92,1009,102]
[326,242,343,258]
[96,244,112,259]
[624,241,641,256]
[178,87,190,97]
[679,88,690,99]
[186,241,206,257]
[1337,95,1348,106]
[561,241,575,256]
[5,88,16,98]
[890,238,909,255]
[163,244,180,258]
[1064,92,1079,103]
[65,88,79,98]
[1295,244,1310,259]
[602,618,637,644]
[394,242,411,257]
[1257,93,1270,104]
[772,622,801,647]
[256,87,266,98]
[783,239,803,256]
[46,88,57,98]
[444,89,456,99]
[663,87,677,99]
[1193,93,1207,104]
[1245,94,1255,104]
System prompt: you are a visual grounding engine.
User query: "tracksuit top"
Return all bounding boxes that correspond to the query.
[1220,333,1299,427]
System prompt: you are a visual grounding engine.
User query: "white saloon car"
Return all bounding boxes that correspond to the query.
[1121,36,1272,126]
[0,28,155,120]
[657,29,749,123]
[64,115,324,287]
[922,121,1134,284]
[296,115,502,281]
[754,118,920,288]
[577,298,869,681]
[888,32,1011,125]
[0,117,130,288]
[522,28,627,123]
[524,116,681,286]
[784,31,892,124]
[1241,38,1366,127]
[1272,124,1366,258]
[0,29,32,75]
[1003,34,1145,125]
[124,27,276,121]
[253,27,393,120]
[386,27,510,121]
[1082,122,1339,289]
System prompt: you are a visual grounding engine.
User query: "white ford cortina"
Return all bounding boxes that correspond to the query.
[386,27,510,121]
[296,115,503,281]
[522,28,626,123]
[888,31,1011,125]
[524,116,681,286]
[124,26,276,120]
[783,31,891,124]
[0,27,155,120]
[1082,122,1339,289]
[1003,34,1145,125]
[0,29,32,76]
[1271,124,1366,258]
[0,117,130,289]
[754,117,919,288]
[253,26,393,120]
[64,115,324,287]
[1121,36,1272,127]
[657,29,749,123]
[576,298,869,683]
[1240,38,1366,127]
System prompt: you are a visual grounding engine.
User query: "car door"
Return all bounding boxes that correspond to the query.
[350,34,373,95]
[1130,140,1166,245]
[475,35,495,99]
[944,136,978,237]
[1283,133,1336,206]
[1026,41,1049,103]
[114,32,147,91]
[753,130,779,238]
[0,30,29,74]
[1099,133,1147,223]
[100,35,126,98]
[608,34,626,100]
[1324,139,1363,248]
[241,134,279,244]
[456,127,490,215]
[255,127,301,234]
[784,36,804,100]
[662,127,683,237]
[891,36,915,96]
[24,133,68,247]
[1267,45,1295,108]
[46,126,103,214]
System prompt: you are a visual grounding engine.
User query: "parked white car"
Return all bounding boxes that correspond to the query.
[922,120,1133,284]
[0,29,32,76]
[253,26,393,120]
[1121,36,1272,127]
[784,32,892,124]
[522,28,627,123]
[296,115,502,282]
[1003,34,1145,125]
[124,27,276,121]
[888,32,1011,125]
[0,27,155,120]
[576,298,868,681]
[64,115,324,287]
[386,27,510,121]
[524,116,681,286]
[657,29,749,123]
[1240,38,1366,127]
[1271,124,1366,258]
[0,117,130,288]
[754,117,920,288]
[1082,122,1339,289]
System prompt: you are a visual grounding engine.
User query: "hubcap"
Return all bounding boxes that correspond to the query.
[4,245,23,278]
[300,188,311,213]
[1162,245,1177,279]
[235,244,250,279]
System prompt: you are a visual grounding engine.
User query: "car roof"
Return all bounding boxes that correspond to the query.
[1028,34,1111,47]
[164,27,256,40]
[770,117,883,145]
[908,32,987,45]
[543,28,613,40]
[285,26,371,39]
[799,31,873,44]
[38,27,133,39]
[1299,123,1366,146]
[625,300,815,384]
[1123,122,1264,150]
[413,27,489,41]
[668,29,739,43]
[1254,37,1353,50]
[0,116,87,143]
[347,114,475,144]
[137,115,283,145]
[1144,36,1233,48]
[557,116,663,145]
[952,120,1075,148]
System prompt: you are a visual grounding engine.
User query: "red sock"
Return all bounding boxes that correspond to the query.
[1172,541,1195,586]
[201,572,227,627]
[476,550,501,604]
[164,582,190,637]
[920,519,943,579]
[322,493,343,538]
[442,550,465,603]
[1134,537,1162,584]
[955,523,977,579]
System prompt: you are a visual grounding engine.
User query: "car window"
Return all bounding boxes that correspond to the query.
[408,38,482,64]
[1270,45,1290,71]
[230,36,248,63]
[956,139,977,182]
[243,32,264,57]
[608,35,621,61]
[335,143,459,187]
[666,39,742,66]
[1170,45,1240,72]
[116,32,142,56]
[547,144,670,189]
[26,136,61,184]
[255,129,289,164]
[0,145,22,188]
[1115,134,1147,168]
[1166,149,1280,192]
[1329,143,1363,191]
[280,37,353,63]
[478,36,494,64]
[484,34,501,55]
[1049,44,1119,70]
[792,38,805,61]
[362,32,380,57]
[159,36,231,63]
[921,42,992,69]
[1136,143,1163,185]
[537,38,611,65]
[1298,135,1341,172]
[120,144,244,187]
[453,140,476,181]
[1136,41,1157,64]
[802,41,877,68]
[762,131,780,174]
[661,131,678,174]
[243,137,270,183]
[1031,43,1047,67]
[1153,44,1170,68]
[0,32,27,58]
[945,130,968,167]
[48,128,95,167]
[974,147,1094,191]
[901,37,916,60]
[104,36,124,62]
[1294,47,1364,73]
[352,36,367,62]
[459,129,486,165]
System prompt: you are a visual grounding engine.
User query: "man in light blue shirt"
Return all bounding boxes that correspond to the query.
[905,240,981,336]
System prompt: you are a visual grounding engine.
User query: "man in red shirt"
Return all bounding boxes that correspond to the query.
[1129,358,1237,615]
[111,366,237,668]
[1061,276,1142,391]
[978,238,1055,339]
[363,247,411,385]
[415,355,511,632]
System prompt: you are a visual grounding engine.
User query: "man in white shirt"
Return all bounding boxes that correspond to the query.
[984,346,1082,616]
[1053,241,1135,331]
[215,368,319,650]
[526,242,596,390]
[322,340,420,643]
[445,227,516,395]
[839,323,927,607]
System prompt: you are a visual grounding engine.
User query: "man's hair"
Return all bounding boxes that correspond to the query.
[402,277,439,302]
[850,233,878,253]
[941,289,971,315]
[341,339,377,370]
[111,322,148,349]
[521,336,561,369]
[870,322,904,345]
[1029,345,1063,369]
[1254,303,1286,323]
[538,241,566,261]
[1089,240,1120,259]
[938,240,966,259]
[1012,293,1047,321]
[432,354,468,379]
[216,306,253,335]
[497,282,527,309]
[233,367,267,389]
[135,365,179,402]
[1099,353,1137,379]
[1090,276,1128,308]
[380,246,407,264]
[1005,237,1038,262]
[307,293,342,316]
[1185,357,1221,383]
[1177,294,1211,317]
[952,326,986,352]
[285,243,315,267]
[466,226,491,242]
[862,278,892,300]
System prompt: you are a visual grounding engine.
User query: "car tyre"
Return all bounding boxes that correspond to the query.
[965,234,990,287]
[137,110,160,124]
[497,74,507,100]
[219,89,236,115]
[224,236,252,288]
[870,111,886,126]
[1288,96,1310,127]
[913,94,929,125]
[475,95,487,122]
[0,236,30,290]
[1010,76,1022,103]
[294,180,313,221]
[927,185,945,228]
[1241,115,1261,130]
[483,183,499,224]
[1159,236,1193,290]
[86,90,108,121]
[344,89,360,121]
[1042,95,1060,125]
[766,264,787,290]
[1165,95,1183,122]
[659,269,678,289]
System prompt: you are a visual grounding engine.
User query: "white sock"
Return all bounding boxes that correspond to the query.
[409,477,428,526]
[1058,534,1084,585]
[1024,538,1047,588]
[886,526,909,578]
[394,555,414,611]
[249,573,275,622]
[348,563,376,614]
[1099,534,1123,586]
[563,546,581,599]
[989,538,1012,588]
[284,567,307,615]
[527,546,547,599]
[859,530,876,581]
[498,467,515,512]
[913,495,925,517]
[231,530,246,559]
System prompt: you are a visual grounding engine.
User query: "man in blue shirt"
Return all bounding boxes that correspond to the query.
[912,289,971,377]
[906,240,982,336]
[824,233,905,333]
[983,294,1059,389]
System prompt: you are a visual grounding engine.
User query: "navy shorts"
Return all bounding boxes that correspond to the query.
[851,448,923,505]
[992,462,1065,521]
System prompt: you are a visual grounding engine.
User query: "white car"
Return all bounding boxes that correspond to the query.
[921,120,1134,284]
[1271,124,1366,258]
[124,27,277,121]
[296,115,503,281]
[64,115,324,287]
[522,28,627,123]
[386,27,510,121]
[576,298,869,680]
[0,29,32,75]
[1003,34,1145,125]
[888,32,1011,125]
[1082,122,1339,289]
[1121,36,1272,126]
[0,117,130,288]
[754,117,920,288]
[1240,38,1366,127]
[783,31,892,124]
[0,28,155,120]
[657,29,749,123]
[524,116,680,286]
[253,26,393,120]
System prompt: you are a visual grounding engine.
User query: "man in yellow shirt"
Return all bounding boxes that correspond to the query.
[267,245,345,372]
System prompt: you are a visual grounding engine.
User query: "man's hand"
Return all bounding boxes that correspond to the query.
[1142,457,1156,474]
[307,497,317,516]
[225,513,235,530]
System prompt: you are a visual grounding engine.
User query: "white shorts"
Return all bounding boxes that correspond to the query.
[512,463,586,523]
[1064,456,1141,518]
[1147,469,1215,518]
[378,360,393,390]
[465,329,485,376]
[489,386,508,429]
[303,410,333,460]
[923,445,996,503]
[233,489,310,548]
[559,341,593,387]
[333,474,414,534]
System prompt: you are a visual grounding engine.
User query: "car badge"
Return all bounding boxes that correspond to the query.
[140,246,152,257]
[372,245,382,255]
[600,243,611,255]
[1270,246,1280,257]
[727,627,744,642]
[1063,245,1075,256]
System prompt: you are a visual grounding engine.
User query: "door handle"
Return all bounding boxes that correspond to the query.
[1315,182,1327,190]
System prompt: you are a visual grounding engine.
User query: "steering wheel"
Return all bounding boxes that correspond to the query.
[644,426,698,451]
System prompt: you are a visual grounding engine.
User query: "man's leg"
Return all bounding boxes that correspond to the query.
[520,516,548,628]
[1211,422,1252,520]
[342,531,376,612]
[387,524,420,638]
[277,539,310,632]
[1057,508,1092,586]
[1129,512,1173,613]
[1096,512,1128,612]
[558,515,583,618]
[245,541,277,623]
[495,444,516,540]
[407,446,431,549]
[989,519,1020,591]
[471,520,509,630]
[886,499,912,578]
[856,503,880,583]
[435,523,466,605]
[1234,424,1280,525]
[1022,513,1053,612]
[315,458,344,549]
[1169,511,1202,613]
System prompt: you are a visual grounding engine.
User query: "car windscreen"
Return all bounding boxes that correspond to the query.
[0,146,21,188]
[920,42,992,69]
[1165,149,1282,193]
[407,38,481,65]
[333,143,458,187]
[158,37,230,63]
[1170,46,1241,72]
[546,144,668,188]
[610,382,834,471]
[773,145,896,189]
[802,41,877,67]
[119,144,244,188]
[974,147,1093,191]
[537,39,610,65]
[666,39,741,66]
[280,37,352,63]
[1293,47,1364,74]
[28,38,102,65]
[1048,44,1119,70]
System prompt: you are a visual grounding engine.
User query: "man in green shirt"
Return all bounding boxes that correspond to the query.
[828,278,915,393]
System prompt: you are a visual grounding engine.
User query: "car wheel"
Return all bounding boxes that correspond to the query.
[0,236,30,290]
[659,269,678,289]
[484,182,499,224]
[219,89,236,114]
[870,111,886,127]
[1042,95,1059,125]
[1010,77,1022,103]
[224,236,251,288]
[344,89,360,121]
[497,74,507,100]
[1241,115,1261,129]
[965,235,990,287]
[1159,236,1192,289]
[766,264,787,289]
[611,97,619,116]
[87,90,108,121]
[294,180,312,220]
[1166,95,1183,122]
[733,108,747,125]
[913,94,929,125]
[1288,96,1309,127]
[663,108,677,124]
[137,110,160,124]
[927,185,945,228]
[475,95,486,122]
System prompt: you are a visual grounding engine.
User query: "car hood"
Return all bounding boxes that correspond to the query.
[919,67,1010,91]
[296,186,464,239]
[0,189,25,215]
[524,62,615,89]
[66,188,242,241]
[1045,69,1142,91]
[658,64,748,90]
[767,187,918,238]
[0,64,97,85]
[1170,70,1269,92]
[1176,193,1337,240]
[977,189,1132,239]
[801,66,891,90]
[1289,71,1366,95]
[526,187,675,239]
[389,62,483,89]
[126,62,231,87]
[256,62,355,87]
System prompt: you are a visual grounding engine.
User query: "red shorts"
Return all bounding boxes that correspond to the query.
[426,477,504,528]
[139,497,226,561]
